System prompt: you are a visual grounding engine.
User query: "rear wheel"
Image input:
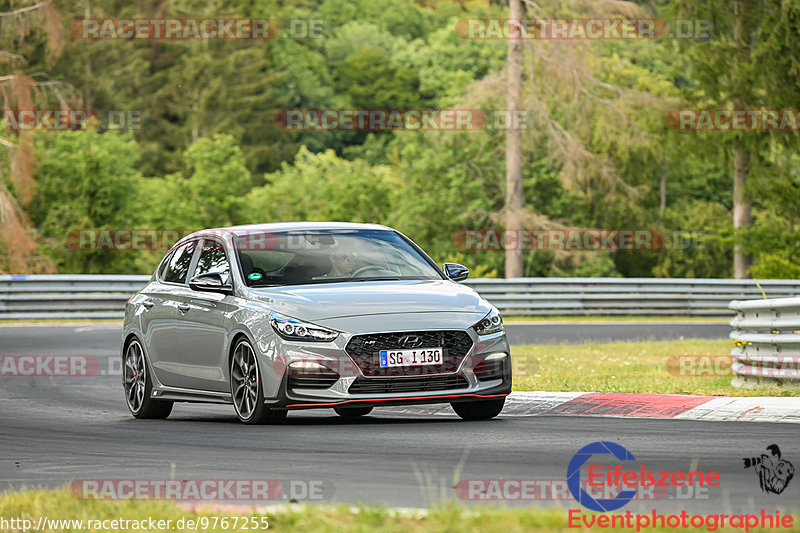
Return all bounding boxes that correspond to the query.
[334,406,373,418]
[123,339,173,419]
[230,339,287,425]
[451,398,505,420]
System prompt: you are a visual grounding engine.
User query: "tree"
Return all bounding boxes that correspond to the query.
[0,0,66,273]
[242,146,396,224]
[29,129,142,273]
[504,0,524,278]
[143,134,252,230]
[670,0,800,278]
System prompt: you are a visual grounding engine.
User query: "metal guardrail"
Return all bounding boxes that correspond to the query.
[2,275,800,320]
[0,275,151,320]
[468,278,800,316]
[729,297,800,386]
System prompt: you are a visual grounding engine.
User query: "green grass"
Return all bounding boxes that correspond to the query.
[511,339,800,397]
[0,488,795,532]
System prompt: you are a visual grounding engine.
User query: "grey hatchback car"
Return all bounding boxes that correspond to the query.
[122,222,511,424]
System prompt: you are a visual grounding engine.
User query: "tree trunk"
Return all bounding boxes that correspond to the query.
[658,159,667,226]
[504,0,524,278]
[732,1,752,279]
[733,143,752,278]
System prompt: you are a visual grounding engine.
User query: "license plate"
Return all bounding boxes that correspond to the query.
[379,348,443,368]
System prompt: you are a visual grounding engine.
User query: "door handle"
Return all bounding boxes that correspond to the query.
[142,300,154,309]
[177,304,190,313]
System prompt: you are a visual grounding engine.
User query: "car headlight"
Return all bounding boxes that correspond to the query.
[269,312,339,342]
[473,308,503,335]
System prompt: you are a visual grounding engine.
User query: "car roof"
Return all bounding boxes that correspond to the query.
[191,222,394,239]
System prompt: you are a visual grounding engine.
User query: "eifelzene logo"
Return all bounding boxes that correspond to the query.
[567,441,720,512]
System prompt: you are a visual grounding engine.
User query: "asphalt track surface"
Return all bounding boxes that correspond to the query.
[2,323,797,514]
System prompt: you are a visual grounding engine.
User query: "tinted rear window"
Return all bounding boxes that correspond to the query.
[162,241,197,284]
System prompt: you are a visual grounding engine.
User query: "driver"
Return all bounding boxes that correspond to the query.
[326,242,355,277]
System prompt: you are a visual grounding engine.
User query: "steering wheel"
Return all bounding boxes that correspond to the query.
[351,265,394,277]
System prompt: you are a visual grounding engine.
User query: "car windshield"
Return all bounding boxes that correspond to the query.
[234,229,442,286]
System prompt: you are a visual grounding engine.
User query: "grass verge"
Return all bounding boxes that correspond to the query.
[511,339,800,397]
[0,488,794,532]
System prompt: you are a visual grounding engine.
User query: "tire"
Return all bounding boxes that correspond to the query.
[230,339,287,425]
[123,339,173,419]
[334,406,373,418]
[451,398,505,420]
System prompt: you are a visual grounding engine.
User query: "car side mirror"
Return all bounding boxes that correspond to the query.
[443,263,469,282]
[189,273,233,295]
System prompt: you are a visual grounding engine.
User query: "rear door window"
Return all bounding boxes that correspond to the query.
[162,241,198,284]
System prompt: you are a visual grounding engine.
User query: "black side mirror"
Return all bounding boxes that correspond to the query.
[443,263,469,282]
[189,273,233,295]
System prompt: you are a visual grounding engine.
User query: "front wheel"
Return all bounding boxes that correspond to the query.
[230,339,287,425]
[334,406,373,418]
[451,398,505,420]
[123,339,173,419]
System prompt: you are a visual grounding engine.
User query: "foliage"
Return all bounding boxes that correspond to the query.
[242,146,396,224]
[28,129,142,273]
[143,133,252,229]
[0,0,797,278]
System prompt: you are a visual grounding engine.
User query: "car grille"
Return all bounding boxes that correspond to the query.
[348,376,469,395]
[345,330,474,376]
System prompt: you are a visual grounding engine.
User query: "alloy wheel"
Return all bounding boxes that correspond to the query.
[124,340,146,413]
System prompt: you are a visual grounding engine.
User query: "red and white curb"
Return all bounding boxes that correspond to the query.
[386,391,800,423]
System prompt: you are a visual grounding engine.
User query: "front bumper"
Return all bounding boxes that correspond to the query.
[268,376,510,410]
[255,326,512,410]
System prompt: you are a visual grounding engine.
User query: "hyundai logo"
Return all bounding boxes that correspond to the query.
[398,335,423,348]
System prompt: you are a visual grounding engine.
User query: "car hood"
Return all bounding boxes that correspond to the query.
[246,279,491,321]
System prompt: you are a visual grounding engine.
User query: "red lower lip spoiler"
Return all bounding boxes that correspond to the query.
[286,392,508,408]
